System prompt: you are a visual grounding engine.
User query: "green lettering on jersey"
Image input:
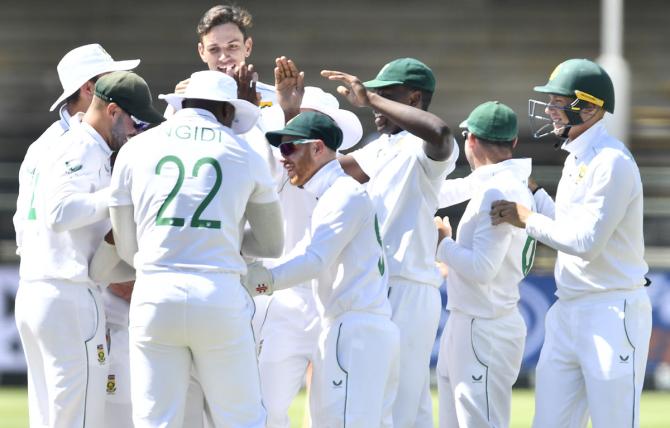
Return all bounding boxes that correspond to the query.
[374,214,385,276]
[521,235,537,276]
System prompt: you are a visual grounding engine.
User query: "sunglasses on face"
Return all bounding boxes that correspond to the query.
[129,114,151,132]
[278,139,317,156]
[461,130,469,141]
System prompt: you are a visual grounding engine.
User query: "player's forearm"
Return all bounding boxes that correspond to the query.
[367,92,453,161]
[46,187,111,232]
[270,250,325,291]
[110,205,138,266]
[89,240,136,285]
[242,200,284,258]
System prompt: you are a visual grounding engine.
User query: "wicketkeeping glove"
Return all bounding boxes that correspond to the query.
[242,261,275,296]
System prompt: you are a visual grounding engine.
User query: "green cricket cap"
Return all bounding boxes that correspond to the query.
[364,58,436,93]
[266,111,343,151]
[460,101,518,142]
[95,71,165,124]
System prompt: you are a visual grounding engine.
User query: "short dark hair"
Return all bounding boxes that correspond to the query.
[473,135,515,149]
[64,75,99,106]
[197,4,253,41]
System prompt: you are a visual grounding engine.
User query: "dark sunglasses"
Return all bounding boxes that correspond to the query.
[461,130,469,141]
[129,114,151,132]
[278,139,317,157]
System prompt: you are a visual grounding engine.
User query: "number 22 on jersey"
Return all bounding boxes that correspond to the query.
[154,155,222,229]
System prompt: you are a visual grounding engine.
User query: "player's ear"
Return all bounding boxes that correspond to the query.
[244,36,253,58]
[409,89,422,108]
[197,42,206,63]
[512,137,518,149]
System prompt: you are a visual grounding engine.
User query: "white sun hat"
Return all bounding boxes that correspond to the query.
[49,43,140,112]
[300,86,363,151]
[159,70,260,134]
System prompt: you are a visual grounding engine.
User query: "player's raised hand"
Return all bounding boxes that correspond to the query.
[275,56,305,120]
[434,216,452,245]
[241,261,275,296]
[321,70,371,108]
[230,62,261,106]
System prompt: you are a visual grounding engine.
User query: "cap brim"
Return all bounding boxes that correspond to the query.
[49,59,141,112]
[363,78,404,89]
[300,104,362,151]
[265,128,310,147]
[159,94,259,134]
[459,119,469,129]
[132,106,166,125]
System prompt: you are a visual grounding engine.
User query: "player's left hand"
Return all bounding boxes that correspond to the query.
[490,200,531,228]
[241,261,275,296]
[228,62,261,106]
[434,216,452,245]
[320,70,371,108]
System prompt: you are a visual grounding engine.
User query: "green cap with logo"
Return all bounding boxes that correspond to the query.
[95,71,165,124]
[534,58,615,113]
[364,58,436,93]
[460,101,518,142]
[266,111,343,151]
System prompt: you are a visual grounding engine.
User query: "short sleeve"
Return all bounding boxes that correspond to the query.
[415,137,459,179]
[248,148,279,205]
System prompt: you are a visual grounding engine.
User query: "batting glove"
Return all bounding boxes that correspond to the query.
[242,261,275,296]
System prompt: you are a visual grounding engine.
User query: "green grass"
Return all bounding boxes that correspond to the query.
[1,387,668,427]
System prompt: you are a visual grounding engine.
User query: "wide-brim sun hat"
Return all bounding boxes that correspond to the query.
[300,86,362,151]
[50,43,140,112]
[159,70,260,134]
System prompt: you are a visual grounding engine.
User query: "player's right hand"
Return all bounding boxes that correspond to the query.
[241,261,275,296]
[434,216,452,245]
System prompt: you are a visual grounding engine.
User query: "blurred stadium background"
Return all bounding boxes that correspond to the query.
[0,0,669,426]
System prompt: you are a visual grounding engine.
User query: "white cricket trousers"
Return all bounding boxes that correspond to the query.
[311,311,400,428]
[129,271,265,428]
[437,309,526,428]
[533,288,652,428]
[15,280,108,428]
[388,278,442,428]
[258,287,320,428]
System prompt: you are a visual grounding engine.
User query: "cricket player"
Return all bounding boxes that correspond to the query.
[244,111,399,428]
[14,70,163,428]
[322,58,458,427]
[257,57,363,428]
[13,44,142,428]
[108,70,283,428]
[491,58,652,427]
[435,101,536,428]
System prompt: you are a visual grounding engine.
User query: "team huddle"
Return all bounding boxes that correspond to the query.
[13,4,652,428]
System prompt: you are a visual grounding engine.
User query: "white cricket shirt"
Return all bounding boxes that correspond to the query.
[14,105,74,254]
[437,159,536,318]
[271,160,391,321]
[525,121,648,299]
[109,108,278,274]
[351,131,459,287]
[19,117,113,283]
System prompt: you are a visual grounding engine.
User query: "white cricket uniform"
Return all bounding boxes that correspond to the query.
[351,131,458,428]
[14,117,112,428]
[109,108,276,428]
[435,159,536,428]
[269,159,399,428]
[524,122,652,428]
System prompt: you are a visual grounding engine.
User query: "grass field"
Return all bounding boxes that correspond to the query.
[1,388,669,427]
